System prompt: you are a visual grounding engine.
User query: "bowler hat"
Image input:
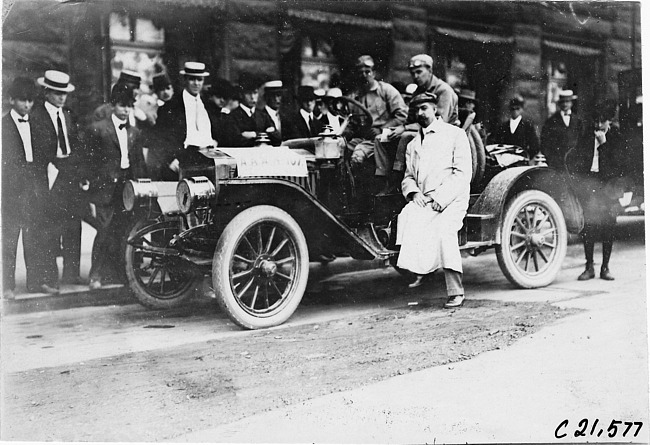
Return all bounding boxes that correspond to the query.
[238,73,261,93]
[410,92,438,106]
[8,77,36,100]
[180,61,210,77]
[558,89,577,101]
[111,82,135,106]
[408,54,433,69]
[37,70,75,92]
[356,55,375,68]
[152,72,172,93]
[297,85,316,102]
[509,95,525,108]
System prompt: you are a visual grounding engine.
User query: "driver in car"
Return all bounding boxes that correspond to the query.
[347,55,407,192]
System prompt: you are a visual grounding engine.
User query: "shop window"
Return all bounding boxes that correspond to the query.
[545,60,569,116]
[109,12,166,93]
[300,36,338,90]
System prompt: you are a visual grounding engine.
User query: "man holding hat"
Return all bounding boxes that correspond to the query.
[2,77,47,297]
[283,85,324,140]
[85,83,147,289]
[154,61,220,178]
[395,92,472,309]
[541,89,585,169]
[489,94,540,159]
[229,74,260,147]
[31,69,86,291]
[255,80,285,146]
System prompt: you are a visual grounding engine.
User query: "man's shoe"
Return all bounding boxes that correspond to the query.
[408,275,425,289]
[577,266,595,281]
[40,284,60,295]
[89,279,102,290]
[3,289,16,300]
[444,294,465,309]
[600,268,615,281]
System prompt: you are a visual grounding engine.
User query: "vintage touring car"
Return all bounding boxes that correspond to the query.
[122,98,584,330]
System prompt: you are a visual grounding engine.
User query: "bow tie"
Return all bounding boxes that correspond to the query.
[562,111,571,116]
[17,117,28,123]
[119,122,129,130]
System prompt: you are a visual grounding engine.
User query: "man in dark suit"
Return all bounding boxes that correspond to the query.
[31,70,87,292]
[255,80,284,146]
[566,103,624,282]
[489,95,540,159]
[86,84,147,289]
[2,78,49,298]
[153,61,220,179]
[282,85,324,141]
[229,77,260,147]
[204,78,239,147]
[541,89,585,170]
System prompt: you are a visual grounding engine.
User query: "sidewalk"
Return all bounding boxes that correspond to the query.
[3,222,130,315]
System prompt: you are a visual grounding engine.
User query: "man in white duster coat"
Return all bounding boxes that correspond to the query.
[396,92,472,308]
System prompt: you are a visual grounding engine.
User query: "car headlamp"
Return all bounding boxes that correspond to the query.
[176,176,216,214]
[123,179,159,211]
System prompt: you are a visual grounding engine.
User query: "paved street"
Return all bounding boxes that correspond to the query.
[1,216,648,443]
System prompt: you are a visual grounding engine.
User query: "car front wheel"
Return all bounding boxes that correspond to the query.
[212,205,309,329]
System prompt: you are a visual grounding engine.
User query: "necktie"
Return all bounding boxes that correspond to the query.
[57,111,68,155]
[308,114,315,136]
[195,98,200,131]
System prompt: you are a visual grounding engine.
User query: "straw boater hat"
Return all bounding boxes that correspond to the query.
[558,89,577,101]
[180,61,210,77]
[263,80,283,94]
[325,87,343,99]
[118,70,142,87]
[37,70,75,92]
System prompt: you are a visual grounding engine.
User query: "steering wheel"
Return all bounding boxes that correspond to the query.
[333,96,373,139]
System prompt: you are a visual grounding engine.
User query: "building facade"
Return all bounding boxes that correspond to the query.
[2,0,641,132]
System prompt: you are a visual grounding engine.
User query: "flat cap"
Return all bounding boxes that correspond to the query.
[409,54,433,69]
[410,92,438,106]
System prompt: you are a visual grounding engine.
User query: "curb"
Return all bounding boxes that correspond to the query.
[2,284,133,316]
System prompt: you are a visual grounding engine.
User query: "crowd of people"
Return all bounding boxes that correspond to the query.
[2,53,627,306]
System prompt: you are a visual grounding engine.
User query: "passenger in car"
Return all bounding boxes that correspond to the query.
[229,75,260,147]
[255,80,285,146]
[396,92,472,309]
[282,85,324,140]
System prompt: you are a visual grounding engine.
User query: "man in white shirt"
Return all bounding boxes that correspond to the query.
[154,62,219,179]
[2,77,45,298]
[86,83,147,289]
[541,89,585,170]
[488,95,540,159]
[255,80,284,146]
[31,70,86,292]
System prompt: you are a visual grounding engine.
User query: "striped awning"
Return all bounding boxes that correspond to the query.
[288,9,393,30]
[543,39,601,57]
[434,26,513,44]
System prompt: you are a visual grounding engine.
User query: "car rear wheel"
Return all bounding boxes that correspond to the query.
[125,218,201,309]
[212,205,309,329]
[496,190,567,288]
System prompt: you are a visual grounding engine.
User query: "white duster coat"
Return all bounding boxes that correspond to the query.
[396,117,472,274]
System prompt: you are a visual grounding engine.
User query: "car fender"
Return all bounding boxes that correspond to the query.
[212,178,379,260]
[469,166,583,245]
